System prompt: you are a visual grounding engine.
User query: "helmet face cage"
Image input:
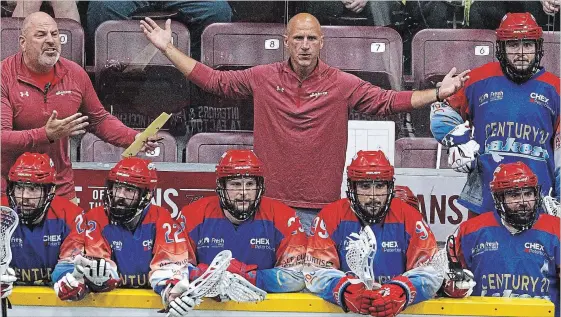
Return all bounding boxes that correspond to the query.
[7,181,54,225]
[496,38,543,84]
[216,175,265,221]
[103,180,151,226]
[493,185,541,233]
[347,179,395,224]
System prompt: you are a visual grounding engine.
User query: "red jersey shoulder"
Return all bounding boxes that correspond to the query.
[465,62,504,88]
[386,198,423,224]
[47,196,83,222]
[0,195,9,206]
[458,212,499,237]
[317,199,356,230]
[84,205,109,228]
[532,214,560,238]
[180,196,222,221]
[142,204,174,224]
[536,71,560,94]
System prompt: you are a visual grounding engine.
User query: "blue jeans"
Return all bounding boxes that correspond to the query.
[293,207,321,237]
[87,1,232,61]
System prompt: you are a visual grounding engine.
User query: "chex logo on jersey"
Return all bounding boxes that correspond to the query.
[471,241,499,256]
[524,242,547,257]
[529,92,555,113]
[142,239,153,251]
[43,234,62,246]
[112,241,123,251]
[381,241,401,253]
[250,237,272,250]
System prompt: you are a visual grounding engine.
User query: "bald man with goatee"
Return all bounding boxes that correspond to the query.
[141,13,470,234]
[1,12,159,204]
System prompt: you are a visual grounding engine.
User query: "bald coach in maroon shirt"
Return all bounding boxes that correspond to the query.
[141,13,470,233]
[1,12,160,202]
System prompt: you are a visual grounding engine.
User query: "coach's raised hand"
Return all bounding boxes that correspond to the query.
[141,18,173,53]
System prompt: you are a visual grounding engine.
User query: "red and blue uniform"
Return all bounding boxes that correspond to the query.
[305,198,441,306]
[63,204,192,295]
[451,211,560,316]
[445,62,559,214]
[0,196,84,285]
[180,196,307,293]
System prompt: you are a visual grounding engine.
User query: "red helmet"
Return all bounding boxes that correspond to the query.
[7,152,56,225]
[104,157,157,225]
[346,150,395,224]
[490,162,540,232]
[347,150,394,182]
[495,13,543,84]
[216,150,265,221]
[8,152,56,184]
[394,185,419,210]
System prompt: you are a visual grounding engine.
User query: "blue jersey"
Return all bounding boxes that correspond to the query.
[452,212,560,316]
[1,196,84,285]
[443,63,559,213]
[180,196,307,293]
[305,198,442,307]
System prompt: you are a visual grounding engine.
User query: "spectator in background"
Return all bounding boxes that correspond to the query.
[12,0,80,22]
[0,12,159,203]
[296,0,394,26]
[141,12,469,235]
[86,1,232,61]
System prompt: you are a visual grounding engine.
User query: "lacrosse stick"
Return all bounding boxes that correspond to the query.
[164,250,232,316]
[542,188,560,218]
[430,235,466,282]
[0,207,19,317]
[207,271,267,303]
[345,226,377,290]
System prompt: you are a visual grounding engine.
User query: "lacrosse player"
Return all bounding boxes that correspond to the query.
[442,161,560,316]
[52,157,198,317]
[430,12,560,218]
[179,150,307,298]
[305,150,442,317]
[0,152,83,299]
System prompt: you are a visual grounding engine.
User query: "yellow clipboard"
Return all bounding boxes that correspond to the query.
[121,112,171,158]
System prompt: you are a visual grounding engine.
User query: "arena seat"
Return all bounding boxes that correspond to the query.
[542,31,560,77]
[410,29,496,137]
[80,131,177,162]
[185,132,254,163]
[395,137,450,169]
[94,20,190,129]
[321,26,403,91]
[1,18,84,66]
[196,23,286,133]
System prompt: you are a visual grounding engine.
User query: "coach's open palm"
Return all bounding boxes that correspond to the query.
[141,18,173,52]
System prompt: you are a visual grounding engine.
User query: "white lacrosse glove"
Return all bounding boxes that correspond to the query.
[442,269,476,298]
[212,271,267,303]
[160,278,191,309]
[0,268,17,299]
[542,188,560,217]
[444,121,480,173]
[167,294,201,317]
[54,262,88,301]
[81,257,120,292]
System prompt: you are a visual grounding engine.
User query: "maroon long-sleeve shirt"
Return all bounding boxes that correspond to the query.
[1,53,137,199]
[189,59,414,209]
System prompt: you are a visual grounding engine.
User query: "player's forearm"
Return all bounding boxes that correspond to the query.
[256,267,305,293]
[304,268,346,304]
[52,262,74,284]
[411,88,440,109]
[402,265,443,304]
[162,43,197,78]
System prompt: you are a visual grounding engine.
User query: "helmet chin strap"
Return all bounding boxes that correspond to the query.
[223,208,245,225]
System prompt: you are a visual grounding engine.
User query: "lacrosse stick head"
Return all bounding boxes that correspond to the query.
[213,271,267,303]
[430,235,466,282]
[186,250,232,299]
[345,226,377,290]
[0,206,19,277]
